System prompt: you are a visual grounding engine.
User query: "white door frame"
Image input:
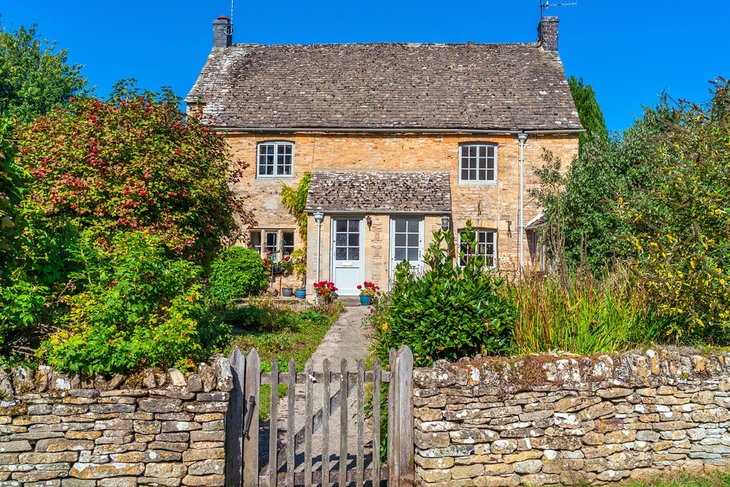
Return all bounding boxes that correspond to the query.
[330,216,365,296]
[389,216,425,287]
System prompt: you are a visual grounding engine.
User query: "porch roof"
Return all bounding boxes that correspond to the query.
[305,170,451,214]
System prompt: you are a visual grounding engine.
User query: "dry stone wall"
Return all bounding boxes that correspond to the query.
[413,349,730,486]
[0,358,233,487]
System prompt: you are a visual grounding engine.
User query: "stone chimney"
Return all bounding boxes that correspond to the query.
[538,16,559,51]
[212,16,232,49]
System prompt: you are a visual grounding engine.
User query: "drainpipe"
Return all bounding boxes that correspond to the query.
[518,133,528,278]
[313,210,324,283]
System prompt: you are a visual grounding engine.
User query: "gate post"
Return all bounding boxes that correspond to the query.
[243,349,261,486]
[389,346,414,486]
[225,347,246,487]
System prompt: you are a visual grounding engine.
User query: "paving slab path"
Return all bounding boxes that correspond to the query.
[262,305,377,486]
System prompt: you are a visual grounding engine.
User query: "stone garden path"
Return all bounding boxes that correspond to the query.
[263,305,376,485]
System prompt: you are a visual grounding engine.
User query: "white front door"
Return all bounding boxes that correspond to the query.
[390,217,424,284]
[331,218,364,296]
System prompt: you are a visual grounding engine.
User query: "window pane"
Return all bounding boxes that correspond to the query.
[407,248,418,261]
[336,248,347,260]
[348,220,359,232]
[395,219,406,232]
[461,168,469,180]
[348,234,359,246]
[487,170,495,180]
[394,248,406,261]
[336,234,347,246]
[407,234,418,247]
[479,146,486,157]
[282,232,294,256]
[336,220,347,232]
[407,220,419,233]
[250,232,261,252]
[395,234,406,246]
[488,146,495,157]
[349,248,360,260]
[478,169,486,180]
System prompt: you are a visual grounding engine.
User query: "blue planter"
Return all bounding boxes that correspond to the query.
[295,289,306,299]
[360,295,372,306]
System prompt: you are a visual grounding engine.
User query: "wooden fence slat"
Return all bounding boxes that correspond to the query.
[394,346,414,486]
[225,347,245,487]
[269,358,279,487]
[373,359,381,487]
[287,359,296,487]
[243,349,261,487]
[339,359,348,487]
[304,360,313,487]
[259,465,390,487]
[387,349,396,486]
[356,360,365,487]
[322,359,331,487]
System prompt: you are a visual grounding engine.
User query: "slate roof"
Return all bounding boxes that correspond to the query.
[186,43,581,131]
[305,170,451,214]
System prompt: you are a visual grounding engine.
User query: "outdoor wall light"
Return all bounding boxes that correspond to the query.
[313,210,324,223]
[366,215,372,230]
[441,215,450,231]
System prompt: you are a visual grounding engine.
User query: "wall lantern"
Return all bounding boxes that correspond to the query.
[507,220,513,238]
[366,215,372,230]
[441,215,450,232]
[313,210,324,223]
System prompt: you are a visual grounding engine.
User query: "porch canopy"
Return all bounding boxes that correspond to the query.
[305,170,451,214]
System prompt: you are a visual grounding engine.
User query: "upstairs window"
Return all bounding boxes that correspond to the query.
[458,229,497,268]
[459,143,497,182]
[257,141,294,177]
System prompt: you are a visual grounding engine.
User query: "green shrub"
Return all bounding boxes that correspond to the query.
[370,224,516,367]
[42,231,230,375]
[209,247,268,305]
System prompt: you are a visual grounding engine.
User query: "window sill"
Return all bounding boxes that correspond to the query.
[457,180,498,185]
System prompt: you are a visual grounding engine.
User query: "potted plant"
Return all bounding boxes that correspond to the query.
[291,249,307,298]
[357,281,379,306]
[279,254,294,297]
[313,280,337,304]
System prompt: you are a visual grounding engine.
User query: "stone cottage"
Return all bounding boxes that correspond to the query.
[186,16,581,297]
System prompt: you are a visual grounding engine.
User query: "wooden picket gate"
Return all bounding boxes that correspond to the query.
[224,346,414,487]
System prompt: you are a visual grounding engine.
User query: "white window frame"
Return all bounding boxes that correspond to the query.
[249,229,296,261]
[458,229,497,269]
[458,143,498,183]
[257,141,294,178]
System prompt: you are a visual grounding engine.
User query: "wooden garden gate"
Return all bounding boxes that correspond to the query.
[224,346,414,487]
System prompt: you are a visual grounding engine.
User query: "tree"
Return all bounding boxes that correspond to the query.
[534,95,671,271]
[620,79,730,341]
[568,75,608,152]
[0,23,86,123]
[15,81,239,273]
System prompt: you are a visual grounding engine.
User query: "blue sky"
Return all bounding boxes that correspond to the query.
[1,1,727,132]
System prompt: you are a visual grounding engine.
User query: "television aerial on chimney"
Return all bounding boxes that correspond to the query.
[540,0,577,18]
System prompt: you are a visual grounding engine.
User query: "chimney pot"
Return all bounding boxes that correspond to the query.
[538,16,559,51]
[212,16,232,49]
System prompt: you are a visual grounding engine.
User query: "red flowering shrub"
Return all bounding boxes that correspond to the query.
[15,81,238,266]
[313,280,337,302]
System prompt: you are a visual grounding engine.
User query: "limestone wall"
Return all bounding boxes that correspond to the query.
[0,359,233,486]
[224,130,579,279]
[413,349,730,486]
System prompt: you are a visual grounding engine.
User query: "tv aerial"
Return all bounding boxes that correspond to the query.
[540,1,578,18]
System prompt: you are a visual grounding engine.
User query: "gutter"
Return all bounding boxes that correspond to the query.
[303,209,451,215]
[210,126,584,135]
